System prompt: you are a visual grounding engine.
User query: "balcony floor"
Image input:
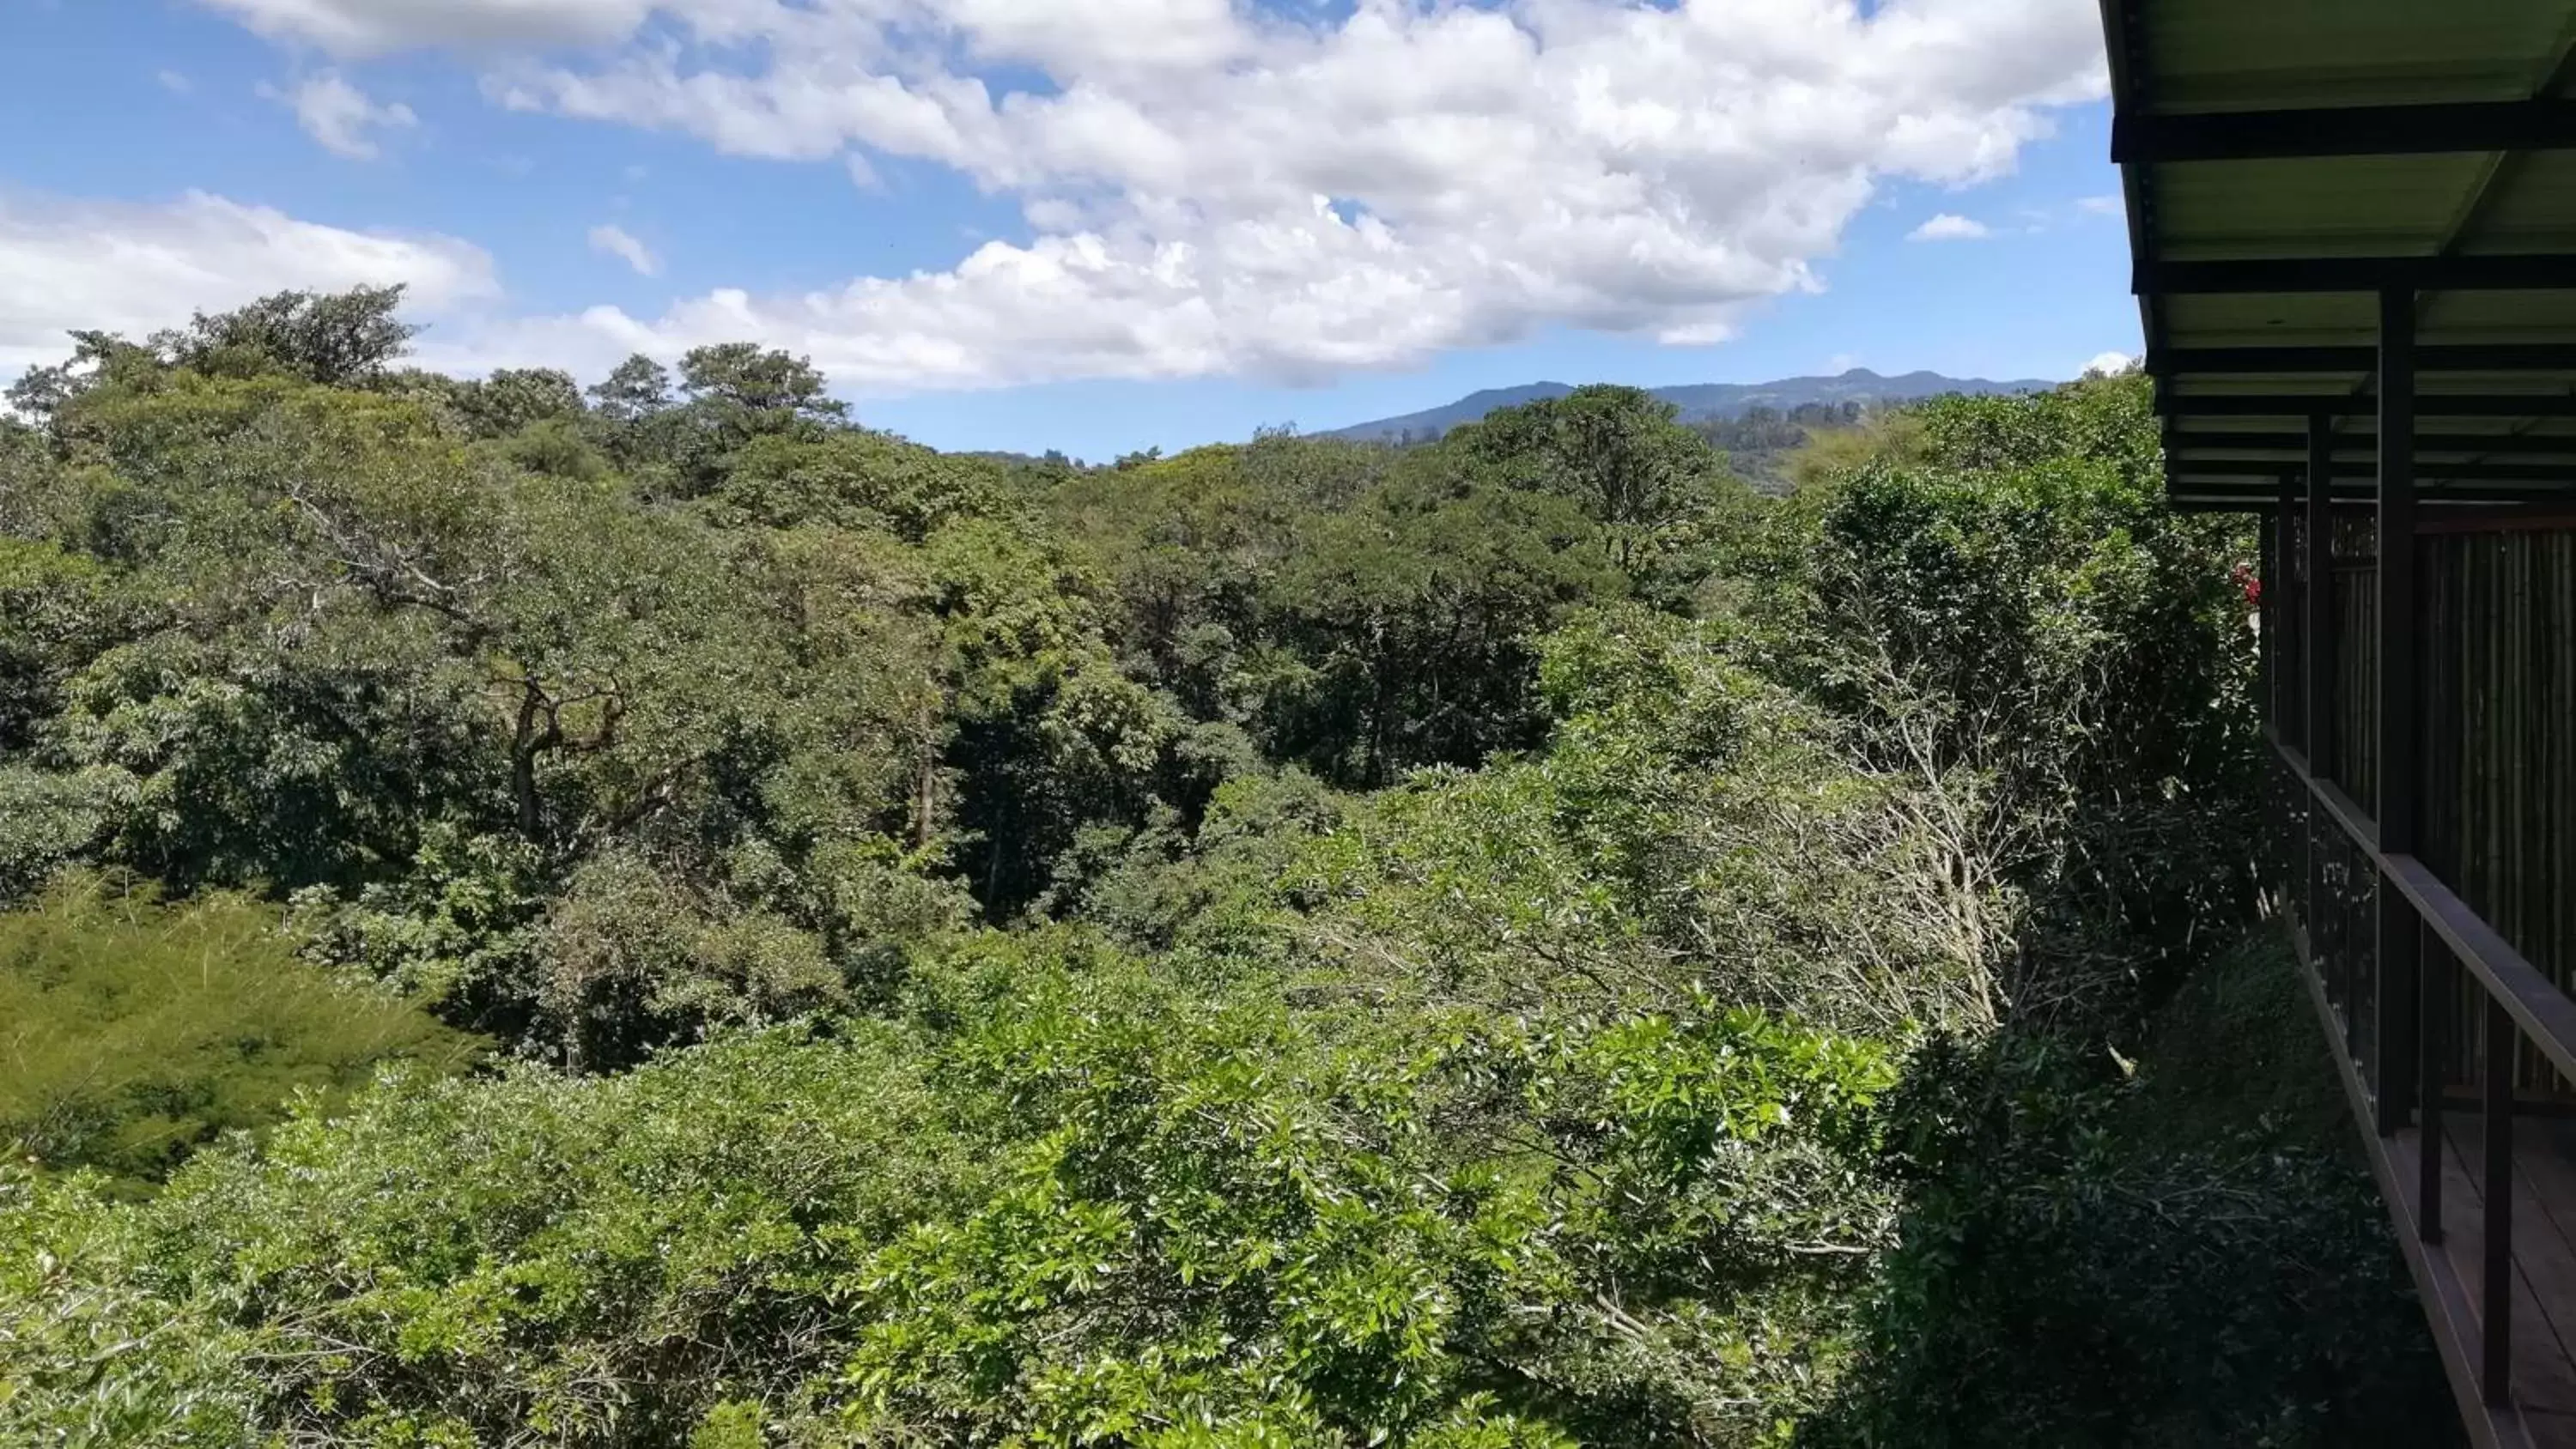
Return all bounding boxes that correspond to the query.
[2292,919,2576,1448]
[2388,1113,2576,1447]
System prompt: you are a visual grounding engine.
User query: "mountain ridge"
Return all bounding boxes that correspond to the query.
[1323,367,2057,443]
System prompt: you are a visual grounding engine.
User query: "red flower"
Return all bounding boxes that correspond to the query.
[2229,562,2261,608]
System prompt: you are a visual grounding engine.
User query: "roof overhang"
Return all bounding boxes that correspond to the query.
[2103,0,2576,509]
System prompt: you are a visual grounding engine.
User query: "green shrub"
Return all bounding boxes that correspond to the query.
[1806,939,2458,1448]
[0,1168,260,1447]
[0,944,1898,1446]
[0,873,480,1186]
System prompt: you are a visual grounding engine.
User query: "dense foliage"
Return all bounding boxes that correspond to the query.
[0,873,477,1189]
[0,288,2453,1446]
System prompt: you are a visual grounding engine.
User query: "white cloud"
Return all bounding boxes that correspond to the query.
[0,191,499,376]
[587,221,659,276]
[196,0,662,58]
[1907,212,1993,242]
[156,69,194,94]
[262,70,418,160]
[2075,193,2123,216]
[189,0,2108,392]
[2081,349,2133,377]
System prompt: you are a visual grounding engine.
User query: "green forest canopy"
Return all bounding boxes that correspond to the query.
[0,287,2454,1446]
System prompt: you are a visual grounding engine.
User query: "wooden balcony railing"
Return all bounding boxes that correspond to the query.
[2270,737,2576,1431]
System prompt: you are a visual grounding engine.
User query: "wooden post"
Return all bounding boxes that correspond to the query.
[2304,420,2337,1023]
[2306,415,2337,776]
[2257,511,2273,734]
[2421,920,2445,1242]
[2376,288,2420,1137]
[2277,483,2298,741]
[2486,995,2515,1405]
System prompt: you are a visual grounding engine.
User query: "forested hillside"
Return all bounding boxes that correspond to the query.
[0,288,2454,1446]
[1322,368,2050,450]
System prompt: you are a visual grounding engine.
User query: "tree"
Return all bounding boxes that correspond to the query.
[677,343,847,423]
[588,353,673,423]
[604,343,860,495]
[446,367,587,440]
[0,289,2439,1447]
[154,285,418,386]
[1449,384,1728,570]
[1261,473,1621,783]
[3,330,162,422]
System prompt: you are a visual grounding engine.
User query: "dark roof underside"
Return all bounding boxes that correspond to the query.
[2107,0,2576,508]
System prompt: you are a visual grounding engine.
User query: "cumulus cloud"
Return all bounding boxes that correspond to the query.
[0,191,498,375]
[156,69,194,94]
[184,0,2107,391]
[197,0,662,58]
[262,70,418,159]
[588,221,659,276]
[1907,213,1992,242]
[2081,350,2134,376]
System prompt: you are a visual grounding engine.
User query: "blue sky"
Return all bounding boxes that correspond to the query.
[1,0,2136,461]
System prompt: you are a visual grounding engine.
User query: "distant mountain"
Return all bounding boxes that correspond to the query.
[1322,367,2056,444]
[1323,384,1583,444]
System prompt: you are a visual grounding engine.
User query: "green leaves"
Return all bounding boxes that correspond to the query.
[0,1168,262,1448]
[0,917,1897,1446]
[0,873,478,1188]
[0,296,2385,1446]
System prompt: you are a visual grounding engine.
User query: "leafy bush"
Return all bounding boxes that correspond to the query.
[0,949,1898,1446]
[0,1168,260,1446]
[1808,937,2457,1447]
[0,874,479,1186]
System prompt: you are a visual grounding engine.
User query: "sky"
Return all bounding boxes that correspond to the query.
[0,0,2141,461]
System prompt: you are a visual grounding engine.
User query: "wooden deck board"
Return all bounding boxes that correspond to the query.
[2509,1118,2576,1251]
[2430,1119,2576,1423]
[2385,1115,2576,1444]
[2496,1125,2576,1404]
[2288,920,2576,1448]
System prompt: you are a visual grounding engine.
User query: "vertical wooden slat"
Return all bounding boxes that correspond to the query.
[2286,509,2307,752]
[2306,429,2338,1031]
[2261,497,2281,737]
[2376,293,2419,1134]
[2486,994,2516,1405]
[2307,429,2337,775]
[2423,922,2446,1242]
[2545,532,2566,1019]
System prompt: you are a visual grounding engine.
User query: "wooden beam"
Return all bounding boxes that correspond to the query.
[2414,505,2576,534]
[2140,255,2576,295]
[2421,26,2576,294]
[2154,343,2576,373]
[2170,460,2576,484]
[2380,856,2576,1092]
[2169,482,2564,502]
[2170,484,2569,505]
[2168,395,2576,418]
[2170,431,2576,458]
[2112,100,2576,163]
